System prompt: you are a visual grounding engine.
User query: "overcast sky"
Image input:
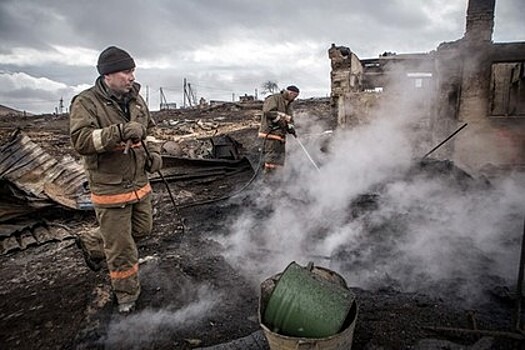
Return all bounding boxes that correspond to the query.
[0,0,523,114]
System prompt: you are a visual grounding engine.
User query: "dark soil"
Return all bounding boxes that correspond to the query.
[0,99,524,350]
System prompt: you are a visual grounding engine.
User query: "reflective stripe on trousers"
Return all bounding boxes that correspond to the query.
[94,194,152,304]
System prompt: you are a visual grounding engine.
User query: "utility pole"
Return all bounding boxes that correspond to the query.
[159,87,176,110]
[59,97,64,114]
[160,87,167,110]
[182,79,186,108]
[188,82,196,107]
[183,78,197,107]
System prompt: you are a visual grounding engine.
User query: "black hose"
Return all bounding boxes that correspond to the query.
[141,140,186,234]
[143,126,279,221]
[178,128,278,209]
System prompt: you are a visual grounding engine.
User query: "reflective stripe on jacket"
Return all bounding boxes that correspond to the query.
[70,77,158,207]
[91,183,152,205]
[258,132,285,142]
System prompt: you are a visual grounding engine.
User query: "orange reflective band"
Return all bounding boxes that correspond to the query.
[113,141,142,151]
[258,132,285,142]
[110,263,139,280]
[264,163,282,169]
[91,183,152,205]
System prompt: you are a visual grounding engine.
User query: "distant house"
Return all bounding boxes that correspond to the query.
[239,94,255,103]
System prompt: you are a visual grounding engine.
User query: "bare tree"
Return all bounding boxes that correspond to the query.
[261,81,279,95]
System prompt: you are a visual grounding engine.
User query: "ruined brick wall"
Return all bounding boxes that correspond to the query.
[328,44,380,128]
[449,0,525,173]
[465,0,495,43]
[336,92,382,129]
[452,41,525,173]
[328,0,524,174]
[328,46,435,134]
[431,45,463,160]
[328,44,366,127]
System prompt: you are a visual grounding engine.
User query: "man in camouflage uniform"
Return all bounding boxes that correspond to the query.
[69,46,162,313]
[258,85,300,174]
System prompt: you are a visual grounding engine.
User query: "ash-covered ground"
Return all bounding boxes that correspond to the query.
[0,98,524,350]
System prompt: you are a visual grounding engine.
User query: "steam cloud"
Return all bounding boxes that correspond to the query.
[101,284,220,349]
[217,83,525,305]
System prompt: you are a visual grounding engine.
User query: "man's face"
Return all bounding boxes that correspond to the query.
[287,90,299,101]
[104,68,135,95]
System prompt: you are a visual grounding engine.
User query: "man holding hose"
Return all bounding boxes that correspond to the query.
[258,85,300,175]
[69,46,162,314]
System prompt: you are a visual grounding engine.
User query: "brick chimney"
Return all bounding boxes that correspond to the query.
[464,0,495,42]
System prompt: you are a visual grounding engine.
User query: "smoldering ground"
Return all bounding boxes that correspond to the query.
[100,284,221,349]
[216,86,525,307]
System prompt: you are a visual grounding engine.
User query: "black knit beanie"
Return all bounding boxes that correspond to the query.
[286,85,300,93]
[97,46,135,75]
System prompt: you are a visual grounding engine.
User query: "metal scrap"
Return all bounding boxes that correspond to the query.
[0,129,92,218]
[0,222,74,255]
[0,129,90,253]
[150,156,253,184]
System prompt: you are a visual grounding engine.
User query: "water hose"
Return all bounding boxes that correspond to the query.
[293,135,321,172]
[178,127,278,209]
[141,140,186,234]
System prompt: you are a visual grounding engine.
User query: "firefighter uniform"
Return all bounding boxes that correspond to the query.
[70,75,160,306]
[258,89,297,172]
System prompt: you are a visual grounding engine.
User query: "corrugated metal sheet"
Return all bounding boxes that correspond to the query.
[0,129,84,253]
[0,221,74,255]
[0,129,92,214]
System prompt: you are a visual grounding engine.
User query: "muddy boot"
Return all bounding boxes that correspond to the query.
[75,237,104,272]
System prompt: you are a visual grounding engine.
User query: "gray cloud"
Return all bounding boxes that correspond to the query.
[0,0,522,113]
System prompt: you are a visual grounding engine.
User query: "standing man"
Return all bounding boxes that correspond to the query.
[258,85,300,174]
[69,46,162,313]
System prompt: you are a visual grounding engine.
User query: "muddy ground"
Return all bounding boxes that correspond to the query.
[0,99,524,350]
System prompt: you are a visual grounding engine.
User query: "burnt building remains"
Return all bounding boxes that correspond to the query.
[329,0,524,174]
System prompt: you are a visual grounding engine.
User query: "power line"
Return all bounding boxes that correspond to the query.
[190,83,235,92]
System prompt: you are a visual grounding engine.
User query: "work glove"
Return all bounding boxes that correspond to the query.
[272,112,292,130]
[146,153,163,173]
[122,121,146,143]
[275,120,287,130]
[287,124,297,137]
[279,112,292,122]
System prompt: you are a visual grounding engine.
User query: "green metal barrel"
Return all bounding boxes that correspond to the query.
[262,261,355,338]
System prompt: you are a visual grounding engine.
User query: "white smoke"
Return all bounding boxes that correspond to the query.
[217,87,525,305]
[101,284,220,349]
